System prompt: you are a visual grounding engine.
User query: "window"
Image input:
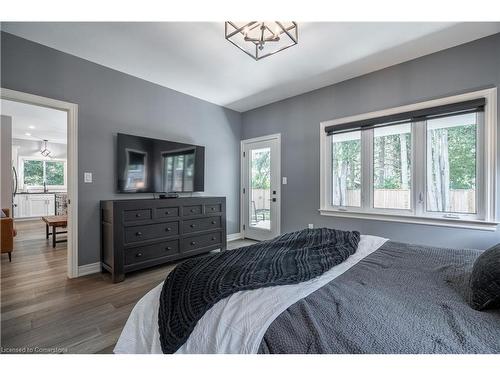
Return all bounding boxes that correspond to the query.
[320,89,497,230]
[331,131,361,207]
[22,158,67,188]
[426,113,477,214]
[373,123,412,210]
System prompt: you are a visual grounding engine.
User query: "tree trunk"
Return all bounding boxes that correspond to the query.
[427,131,439,211]
[377,137,385,187]
[332,143,340,205]
[400,134,408,190]
[438,130,450,211]
[340,161,348,206]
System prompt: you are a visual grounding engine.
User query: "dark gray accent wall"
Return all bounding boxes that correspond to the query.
[1,32,242,265]
[242,33,500,250]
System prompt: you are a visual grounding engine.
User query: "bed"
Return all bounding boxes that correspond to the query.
[114,232,500,354]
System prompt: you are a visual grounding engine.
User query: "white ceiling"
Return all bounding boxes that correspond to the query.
[1,99,67,144]
[2,22,500,112]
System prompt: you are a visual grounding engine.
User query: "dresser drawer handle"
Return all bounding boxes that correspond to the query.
[166,227,171,232]
[136,231,142,236]
[211,207,215,211]
[211,237,216,241]
[191,208,197,213]
[190,241,196,245]
[166,246,172,251]
[190,224,196,228]
[135,213,141,217]
[136,252,143,257]
[211,221,216,224]
[165,211,169,215]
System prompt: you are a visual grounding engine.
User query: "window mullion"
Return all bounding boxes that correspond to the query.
[414,120,426,217]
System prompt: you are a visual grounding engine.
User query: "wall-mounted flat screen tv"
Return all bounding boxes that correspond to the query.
[117,133,205,193]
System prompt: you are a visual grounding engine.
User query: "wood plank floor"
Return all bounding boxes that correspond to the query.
[0,220,255,354]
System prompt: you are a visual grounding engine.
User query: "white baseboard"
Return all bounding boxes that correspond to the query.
[78,235,242,276]
[78,262,101,277]
[227,232,243,241]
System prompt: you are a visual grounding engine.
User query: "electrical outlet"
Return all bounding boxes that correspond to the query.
[308,224,314,229]
[282,177,287,185]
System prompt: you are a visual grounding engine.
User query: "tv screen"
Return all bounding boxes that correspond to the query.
[117,133,205,193]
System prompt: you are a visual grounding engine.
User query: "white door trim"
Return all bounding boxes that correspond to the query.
[1,88,79,278]
[240,133,281,240]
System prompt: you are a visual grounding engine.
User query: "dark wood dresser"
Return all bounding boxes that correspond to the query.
[100,197,226,282]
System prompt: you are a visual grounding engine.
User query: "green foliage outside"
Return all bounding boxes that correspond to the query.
[251,150,271,189]
[23,160,65,186]
[374,133,411,190]
[443,125,476,189]
[23,160,44,186]
[332,139,361,190]
[333,123,476,191]
[46,161,65,185]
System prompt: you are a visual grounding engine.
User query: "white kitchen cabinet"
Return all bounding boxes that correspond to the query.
[13,194,55,218]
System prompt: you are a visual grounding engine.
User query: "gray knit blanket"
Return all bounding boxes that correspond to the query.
[158,228,360,353]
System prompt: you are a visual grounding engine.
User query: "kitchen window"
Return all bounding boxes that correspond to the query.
[21,157,67,189]
[319,89,497,230]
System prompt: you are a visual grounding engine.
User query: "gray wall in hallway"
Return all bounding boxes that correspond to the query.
[1,32,242,265]
[242,32,500,250]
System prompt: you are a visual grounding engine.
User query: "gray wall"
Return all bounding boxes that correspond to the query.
[242,32,500,250]
[1,32,242,265]
[1,115,13,209]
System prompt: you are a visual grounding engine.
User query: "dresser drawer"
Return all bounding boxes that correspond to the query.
[123,208,152,222]
[124,239,179,265]
[183,205,203,216]
[125,221,179,243]
[183,216,221,234]
[156,207,179,218]
[182,231,222,252]
[205,203,222,213]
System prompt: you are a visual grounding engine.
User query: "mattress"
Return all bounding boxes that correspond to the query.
[114,236,500,354]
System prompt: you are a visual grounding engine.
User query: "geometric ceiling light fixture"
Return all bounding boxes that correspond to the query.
[225,21,298,60]
[40,139,52,157]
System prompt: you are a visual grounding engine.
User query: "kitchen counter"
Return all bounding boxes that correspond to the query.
[16,192,66,195]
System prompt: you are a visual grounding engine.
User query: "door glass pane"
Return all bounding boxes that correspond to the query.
[249,147,271,230]
[331,131,361,207]
[23,160,44,186]
[373,123,412,209]
[426,113,477,214]
[45,161,65,186]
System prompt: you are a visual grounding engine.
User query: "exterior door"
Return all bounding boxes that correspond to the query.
[241,134,281,241]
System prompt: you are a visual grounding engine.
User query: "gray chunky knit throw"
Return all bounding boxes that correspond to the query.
[158,227,360,353]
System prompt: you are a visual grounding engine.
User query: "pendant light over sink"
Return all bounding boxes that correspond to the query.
[40,139,51,157]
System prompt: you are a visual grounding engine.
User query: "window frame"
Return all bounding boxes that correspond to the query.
[319,88,497,231]
[19,156,67,190]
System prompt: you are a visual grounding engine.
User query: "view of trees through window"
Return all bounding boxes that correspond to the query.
[373,124,412,209]
[427,113,477,213]
[23,160,44,186]
[331,132,361,207]
[45,161,65,186]
[331,113,477,214]
[23,159,65,187]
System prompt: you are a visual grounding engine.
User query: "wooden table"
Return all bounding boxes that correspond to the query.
[41,215,68,248]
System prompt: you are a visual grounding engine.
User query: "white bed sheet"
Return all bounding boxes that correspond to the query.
[114,234,388,354]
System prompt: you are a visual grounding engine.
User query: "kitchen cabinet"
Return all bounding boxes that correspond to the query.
[13,194,55,218]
